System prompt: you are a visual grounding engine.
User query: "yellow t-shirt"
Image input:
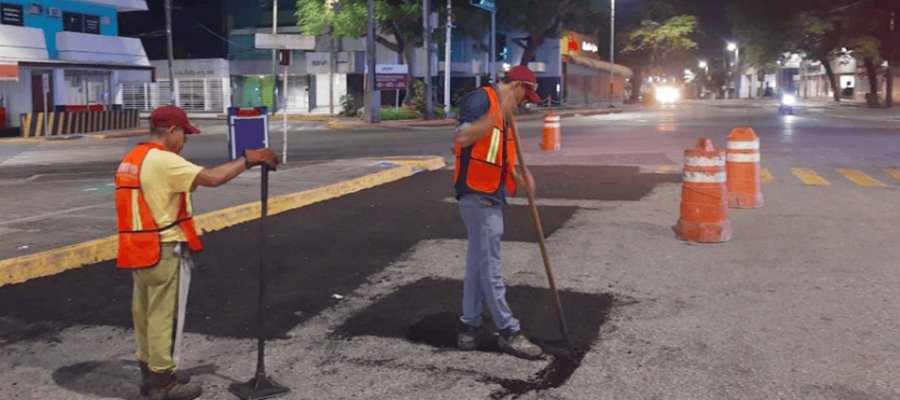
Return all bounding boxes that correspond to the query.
[139,148,204,243]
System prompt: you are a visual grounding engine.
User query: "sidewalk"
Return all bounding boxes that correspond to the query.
[327,105,628,130]
[0,155,445,287]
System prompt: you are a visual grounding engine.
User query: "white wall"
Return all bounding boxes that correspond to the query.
[0,68,33,128]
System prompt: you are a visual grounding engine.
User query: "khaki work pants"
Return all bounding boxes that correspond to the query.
[132,242,192,373]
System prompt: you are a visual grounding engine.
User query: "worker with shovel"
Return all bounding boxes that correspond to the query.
[453,66,544,360]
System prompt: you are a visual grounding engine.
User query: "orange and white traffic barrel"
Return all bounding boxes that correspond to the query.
[675,138,732,243]
[726,127,764,208]
[540,111,561,151]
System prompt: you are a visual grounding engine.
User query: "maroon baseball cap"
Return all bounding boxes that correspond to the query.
[505,65,541,104]
[149,105,200,134]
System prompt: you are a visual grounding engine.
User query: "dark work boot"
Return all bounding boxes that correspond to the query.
[498,329,544,360]
[457,323,481,351]
[148,370,202,400]
[139,362,190,397]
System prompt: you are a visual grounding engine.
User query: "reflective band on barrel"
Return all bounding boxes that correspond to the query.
[544,123,561,128]
[545,116,561,122]
[684,171,727,183]
[726,153,761,162]
[486,128,501,163]
[727,139,760,150]
[685,156,725,167]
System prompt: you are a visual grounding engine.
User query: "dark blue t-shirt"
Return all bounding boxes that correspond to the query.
[455,86,507,204]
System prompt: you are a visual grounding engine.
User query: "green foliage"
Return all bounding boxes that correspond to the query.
[380,107,418,121]
[339,94,357,117]
[622,15,698,56]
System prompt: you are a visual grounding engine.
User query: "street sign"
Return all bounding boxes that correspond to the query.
[374,64,409,90]
[254,33,316,50]
[469,0,495,12]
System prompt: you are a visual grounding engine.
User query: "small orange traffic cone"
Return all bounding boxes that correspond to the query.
[726,127,764,208]
[540,111,561,151]
[675,138,732,243]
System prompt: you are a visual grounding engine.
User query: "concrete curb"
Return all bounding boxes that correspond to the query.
[0,156,446,287]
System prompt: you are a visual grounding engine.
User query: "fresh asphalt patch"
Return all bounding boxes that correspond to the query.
[0,166,675,346]
[333,277,614,399]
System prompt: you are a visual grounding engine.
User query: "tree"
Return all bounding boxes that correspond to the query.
[296,0,423,104]
[495,0,607,66]
[620,15,699,103]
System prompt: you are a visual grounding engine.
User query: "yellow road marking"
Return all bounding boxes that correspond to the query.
[882,168,900,181]
[791,168,830,186]
[655,165,679,174]
[760,168,773,183]
[836,168,885,187]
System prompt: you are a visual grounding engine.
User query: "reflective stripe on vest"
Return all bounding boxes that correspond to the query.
[115,143,203,269]
[454,87,518,195]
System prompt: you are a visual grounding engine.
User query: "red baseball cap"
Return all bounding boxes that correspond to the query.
[149,105,200,134]
[505,65,541,104]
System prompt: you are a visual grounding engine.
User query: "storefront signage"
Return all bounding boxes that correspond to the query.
[0,3,24,26]
[84,14,99,34]
[27,4,43,16]
[581,41,598,53]
[375,64,409,90]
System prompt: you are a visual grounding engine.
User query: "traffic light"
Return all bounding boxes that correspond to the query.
[496,33,508,62]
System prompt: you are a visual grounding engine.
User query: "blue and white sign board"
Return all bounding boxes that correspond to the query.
[469,0,496,12]
[227,107,269,161]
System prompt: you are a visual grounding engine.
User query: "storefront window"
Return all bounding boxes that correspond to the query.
[65,71,110,106]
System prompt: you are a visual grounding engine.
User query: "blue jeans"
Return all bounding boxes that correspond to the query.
[458,193,521,332]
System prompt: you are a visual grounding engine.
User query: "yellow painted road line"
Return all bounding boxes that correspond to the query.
[882,168,900,181]
[0,156,446,287]
[791,168,830,186]
[836,168,885,187]
[760,167,773,183]
[655,165,680,174]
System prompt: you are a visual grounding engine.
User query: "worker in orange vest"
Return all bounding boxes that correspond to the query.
[453,66,543,360]
[115,105,277,400]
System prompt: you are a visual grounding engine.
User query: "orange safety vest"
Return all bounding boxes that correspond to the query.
[115,143,203,269]
[454,86,517,195]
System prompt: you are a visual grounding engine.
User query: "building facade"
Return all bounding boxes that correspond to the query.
[0,0,151,135]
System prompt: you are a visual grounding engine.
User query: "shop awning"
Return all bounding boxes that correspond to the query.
[564,55,633,78]
[0,63,18,81]
[0,25,50,64]
[56,31,150,67]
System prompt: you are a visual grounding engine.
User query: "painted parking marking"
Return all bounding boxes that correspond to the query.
[882,168,900,181]
[760,168,773,183]
[836,168,885,187]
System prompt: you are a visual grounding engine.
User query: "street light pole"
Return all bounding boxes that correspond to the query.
[365,0,380,122]
[272,0,278,114]
[165,0,175,105]
[490,9,496,84]
[444,0,452,117]
[423,0,433,120]
[608,0,615,108]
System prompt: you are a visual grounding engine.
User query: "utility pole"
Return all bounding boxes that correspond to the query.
[423,0,433,120]
[444,0,452,117]
[365,0,380,122]
[608,0,615,108]
[490,9,496,84]
[165,0,175,105]
[271,0,278,115]
[887,9,895,107]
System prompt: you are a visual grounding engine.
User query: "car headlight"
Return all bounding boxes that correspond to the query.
[781,94,796,106]
[656,87,680,104]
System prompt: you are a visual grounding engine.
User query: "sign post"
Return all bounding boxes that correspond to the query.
[375,64,409,92]
[254,33,315,165]
[469,0,496,83]
[42,73,49,136]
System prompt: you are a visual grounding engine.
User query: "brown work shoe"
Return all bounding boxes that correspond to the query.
[148,370,202,400]
[139,362,190,397]
[498,330,544,360]
[457,323,481,351]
